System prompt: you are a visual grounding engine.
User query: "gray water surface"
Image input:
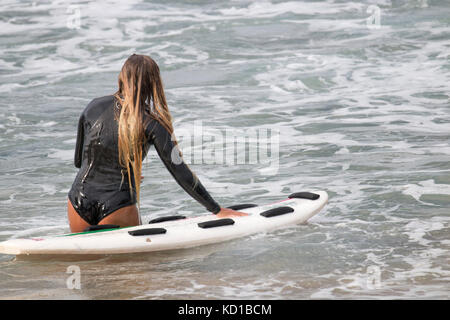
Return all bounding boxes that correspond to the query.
[0,0,449,299]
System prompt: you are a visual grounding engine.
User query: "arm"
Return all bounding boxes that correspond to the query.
[145,119,221,214]
[74,113,85,168]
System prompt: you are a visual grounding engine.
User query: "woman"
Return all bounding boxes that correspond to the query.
[67,54,246,233]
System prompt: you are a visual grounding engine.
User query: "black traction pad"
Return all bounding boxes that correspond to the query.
[149,215,186,224]
[288,192,320,200]
[260,206,294,218]
[198,218,235,229]
[83,224,120,232]
[128,228,167,236]
[227,204,258,211]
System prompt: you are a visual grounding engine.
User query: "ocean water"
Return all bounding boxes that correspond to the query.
[0,0,449,299]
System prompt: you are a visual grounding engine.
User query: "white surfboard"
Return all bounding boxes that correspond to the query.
[0,191,328,256]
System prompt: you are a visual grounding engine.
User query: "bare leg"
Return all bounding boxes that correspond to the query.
[67,199,90,233]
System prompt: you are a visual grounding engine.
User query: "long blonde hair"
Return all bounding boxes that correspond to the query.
[114,54,174,204]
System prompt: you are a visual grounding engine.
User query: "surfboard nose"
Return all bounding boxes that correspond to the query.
[317,190,329,203]
[0,239,24,255]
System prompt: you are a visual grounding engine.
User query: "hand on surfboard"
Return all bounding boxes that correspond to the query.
[216,207,248,218]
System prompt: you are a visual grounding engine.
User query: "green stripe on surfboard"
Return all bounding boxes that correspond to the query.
[58,226,132,237]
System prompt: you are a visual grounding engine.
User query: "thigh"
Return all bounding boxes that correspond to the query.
[67,199,91,233]
[98,204,140,227]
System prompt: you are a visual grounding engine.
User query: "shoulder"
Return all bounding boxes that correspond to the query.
[144,116,163,135]
[82,95,115,118]
[144,116,172,140]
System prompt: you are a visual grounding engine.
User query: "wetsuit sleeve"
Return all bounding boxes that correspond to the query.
[145,120,221,214]
[74,113,84,168]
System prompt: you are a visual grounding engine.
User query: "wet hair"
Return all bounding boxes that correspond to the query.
[113,54,175,203]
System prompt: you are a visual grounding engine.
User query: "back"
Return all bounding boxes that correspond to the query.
[68,94,221,225]
[68,95,138,225]
[77,95,122,181]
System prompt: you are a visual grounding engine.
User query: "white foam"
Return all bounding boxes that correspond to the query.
[41,184,57,196]
[399,180,450,205]
[9,225,68,240]
[219,1,365,18]
[39,121,57,127]
[47,149,73,161]
[403,218,448,246]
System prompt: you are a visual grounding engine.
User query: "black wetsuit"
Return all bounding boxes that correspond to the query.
[68,95,221,225]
